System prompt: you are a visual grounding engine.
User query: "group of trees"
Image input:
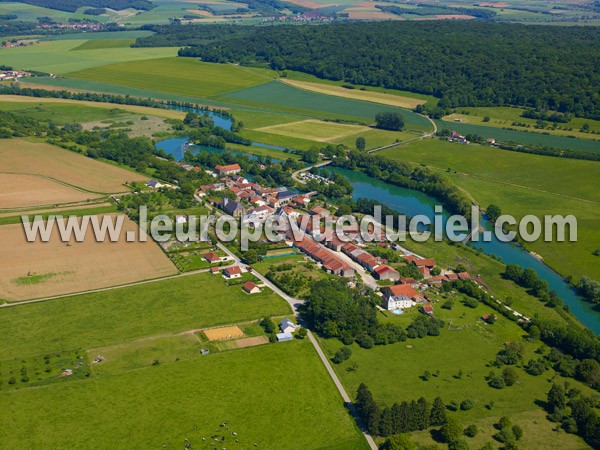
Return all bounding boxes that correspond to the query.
[374,112,405,131]
[577,277,600,304]
[135,22,600,119]
[356,384,447,437]
[503,264,562,306]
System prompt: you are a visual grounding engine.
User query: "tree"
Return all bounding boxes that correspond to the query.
[503,264,523,282]
[502,367,519,386]
[259,316,276,334]
[547,384,567,411]
[442,299,454,310]
[356,136,366,151]
[441,415,463,444]
[375,112,405,131]
[486,204,502,223]
[520,268,539,289]
[243,249,259,264]
[356,384,380,434]
[430,396,446,426]
[464,424,478,437]
[295,327,307,339]
[332,346,352,364]
[512,425,523,440]
[380,434,415,450]
[460,399,475,410]
[488,373,506,389]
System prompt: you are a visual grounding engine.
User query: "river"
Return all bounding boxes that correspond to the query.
[330,167,599,333]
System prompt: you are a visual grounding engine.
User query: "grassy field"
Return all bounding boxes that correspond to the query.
[221,80,433,128]
[0,340,367,449]
[321,297,590,449]
[380,139,600,282]
[0,214,177,301]
[435,118,600,153]
[255,119,371,143]
[71,39,137,51]
[280,78,427,109]
[0,95,187,120]
[0,271,291,359]
[0,40,177,74]
[443,106,600,140]
[68,57,274,98]
[0,139,146,193]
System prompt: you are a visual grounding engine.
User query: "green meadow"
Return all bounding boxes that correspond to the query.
[0,40,177,74]
[0,340,368,450]
[381,139,600,281]
[0,273,290,360]
[68,57,275,98]
[221,80,433,128]
[321,299,589,449]
[0,101,136,124]
[435,118,600,153]
[71,39,136,51]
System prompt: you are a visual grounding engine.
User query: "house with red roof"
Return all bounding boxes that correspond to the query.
[204,251,221,263]
[223,266,242,279]
[421,304,434,316]
[413,258,436,268]
[215,164,241,176]
[382,283,419,310]
[242,281,261,294]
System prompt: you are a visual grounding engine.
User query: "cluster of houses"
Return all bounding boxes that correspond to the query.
[0,70,30,80]
[36,22,104,31]
[448,130,470,144]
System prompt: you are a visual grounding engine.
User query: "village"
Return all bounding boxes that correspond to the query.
[150,159,485,322]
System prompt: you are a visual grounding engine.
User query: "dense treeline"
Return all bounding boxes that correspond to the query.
[0,0,155,13]
[333,150,473,218]
[132,22,600,119]
[356,384,447,437]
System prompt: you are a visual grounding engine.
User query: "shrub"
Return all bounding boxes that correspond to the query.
[460,399,475,411]
[332,347,352,364]
[356,334,374,349]
[464,424,478,437]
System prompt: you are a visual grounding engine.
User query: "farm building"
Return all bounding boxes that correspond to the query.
[242,281,260,294]
[421,304,434,316]
[223,266,242,279]
[215,164,241,176]
[373,265,400,281]
[221,197,245,217]
[280,318,296,334]
[413,258,436,268]
[276,332,293,342]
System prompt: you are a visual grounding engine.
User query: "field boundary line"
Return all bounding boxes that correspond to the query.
[0,170,125,196]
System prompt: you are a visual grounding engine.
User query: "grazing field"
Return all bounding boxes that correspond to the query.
[435,118,600,152]
[280,78,427,109]
[0,40,177,74]
[321,299,590,449]
[380,139,600,281]
[0,272,290,359]
[255,119,371,142]
[68,57,274,98]
[0,215,177,301]
[0,173,100,209]
[0,340,367,449]
[0,139,146,193]
[221,80,434,128]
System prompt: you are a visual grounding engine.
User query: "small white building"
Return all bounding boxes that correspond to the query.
[276,332,293,342]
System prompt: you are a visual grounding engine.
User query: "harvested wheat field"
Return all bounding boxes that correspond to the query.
[280,79,426,109]
[0,214,177,301]
[0,139,147,193]
[203,325,244,341]
[0,173,101,209]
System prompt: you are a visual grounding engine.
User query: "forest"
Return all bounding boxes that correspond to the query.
[0,0,155,12]
[135,22,600,119]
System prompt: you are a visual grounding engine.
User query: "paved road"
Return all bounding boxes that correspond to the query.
[368,114,438,154]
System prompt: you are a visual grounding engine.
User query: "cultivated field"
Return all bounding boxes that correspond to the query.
[0,214,177,301]
[0,173,100,209]
[204,325,245,341]
[255,119,371,142]
[0,139,146,193]
[0,39,177,74]
[281,78,427,109]
[222,80,433,128]
[68,57,274,98]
